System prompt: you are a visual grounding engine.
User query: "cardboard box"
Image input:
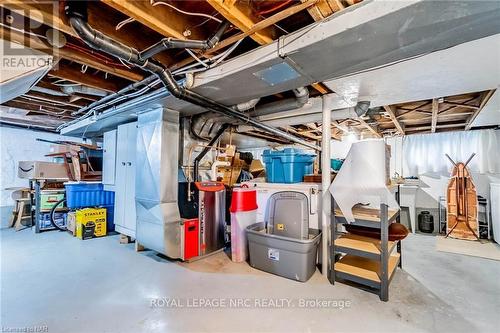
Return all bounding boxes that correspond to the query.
[66,211,76,236]
[18,161,69,180]
[75,208,107,240]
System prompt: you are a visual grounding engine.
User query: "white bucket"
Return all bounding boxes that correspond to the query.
[230,209,257,262]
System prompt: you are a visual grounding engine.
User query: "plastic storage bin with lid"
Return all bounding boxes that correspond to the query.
[64,182,114,209]
[262,148,316,183]
[246,191,321,282]
[230,187,258,262]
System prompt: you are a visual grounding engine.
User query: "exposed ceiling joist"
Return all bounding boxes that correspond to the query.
[101,0,203,40]
[431,98,439,133]
[443,101,479,110]
[205,0,319,55]
[303,0,344,21]
[3,100,73,117]
[206,0,276,44]
[331,120,349,133]
[49,66,120,93]
[465,89,496,130]
[0,26,144,82]
[24,91,87,108]
[1,1,75,36]
[1,1,173,66]
[406,122,465,132]
[357,117,381,138]
[283,126,321,140]
[383,105,404,135]
[171,0,319,71]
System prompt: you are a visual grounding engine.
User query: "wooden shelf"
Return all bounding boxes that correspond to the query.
[335,253,400,284]
[334,205,399,223]
[335,233,397,257]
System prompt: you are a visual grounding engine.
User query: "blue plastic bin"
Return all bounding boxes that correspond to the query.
[262,148,316,183]
[330,158,344,172]
[65,183,115,209]
[101,205,115,232]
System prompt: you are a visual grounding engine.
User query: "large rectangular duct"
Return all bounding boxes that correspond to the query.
[61,0,500,137]
[135,108,181,258]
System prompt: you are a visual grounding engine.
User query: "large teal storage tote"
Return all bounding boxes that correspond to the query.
[262,148,316,183]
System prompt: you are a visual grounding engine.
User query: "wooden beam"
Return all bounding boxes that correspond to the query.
[431,98,439,133]
[0,1,75,36]
[102,0,203,40]
[303,0,344,21]
[357,117,382,138]
[332,120,349,133]
[204,0,318,55]
[442,101,479,110]
[0,26,144,82]
[171,0,319,70]
[3,100,73,117]
[24,91,88,108]
[465,90,496,130]
[283,126,322,140]
[1,1,173,66]
[311,82,330,94]
[383,105,404,135]
[406,123,466,132]
[49,65,120,92]
[206,0,276,45]
[16,95,79,113]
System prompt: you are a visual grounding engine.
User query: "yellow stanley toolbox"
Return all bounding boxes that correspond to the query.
[75,208,107,240]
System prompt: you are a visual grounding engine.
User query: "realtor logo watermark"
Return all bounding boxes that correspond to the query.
[1,2,59,70]
[1,326,48,333]
[150,297,352,310]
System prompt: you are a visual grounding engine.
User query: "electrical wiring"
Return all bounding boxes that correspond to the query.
[186,49,209,68]
[116,17,135,30]
[119,58,132,69]
[173,38,244,76]
[150,0,222,23]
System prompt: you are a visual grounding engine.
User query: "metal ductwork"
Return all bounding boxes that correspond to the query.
[194,87,310,131]
[61,85,108,97]
[64,1,320,151]
[233,98,260,112]
[249,87,309,117]
[68,75,158,118]
[135,108,182,257]
[139,21,230,60]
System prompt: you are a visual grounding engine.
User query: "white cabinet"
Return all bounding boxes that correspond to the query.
[102,129,117,187]
[114,122,137,238]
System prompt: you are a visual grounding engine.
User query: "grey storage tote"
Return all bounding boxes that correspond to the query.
[266,191,309,239]
[246,223,321,282]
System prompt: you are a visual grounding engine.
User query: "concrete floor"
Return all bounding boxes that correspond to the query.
[1,229,499,333]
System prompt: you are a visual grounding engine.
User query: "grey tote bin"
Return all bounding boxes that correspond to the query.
[246,223,321,282]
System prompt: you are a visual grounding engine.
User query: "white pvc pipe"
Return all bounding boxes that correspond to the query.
[321,95,331,279]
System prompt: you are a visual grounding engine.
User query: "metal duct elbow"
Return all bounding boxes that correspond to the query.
[249,87,309,117]
[293,87,309,105]
[233,98,260,112]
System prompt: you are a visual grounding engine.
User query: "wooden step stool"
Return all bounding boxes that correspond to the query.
[10,198,32,231]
